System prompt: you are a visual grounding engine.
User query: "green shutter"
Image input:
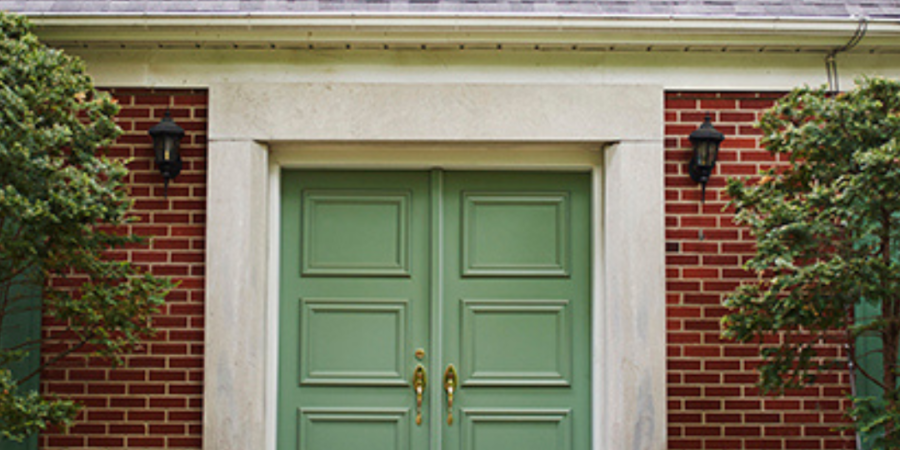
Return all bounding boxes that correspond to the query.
[854,299,897,450]
[0,272,42,450]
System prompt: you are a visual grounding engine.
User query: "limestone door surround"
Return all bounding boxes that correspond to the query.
[205,82,666,450]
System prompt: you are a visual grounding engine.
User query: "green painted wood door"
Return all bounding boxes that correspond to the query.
[279,170,591,450]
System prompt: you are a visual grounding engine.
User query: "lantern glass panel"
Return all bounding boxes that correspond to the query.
[696,141,719,167]
[153,136,178,162]
[163,137,177,159]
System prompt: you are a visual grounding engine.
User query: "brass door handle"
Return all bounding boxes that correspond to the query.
[443,364,458,425]
[413,364,427,425]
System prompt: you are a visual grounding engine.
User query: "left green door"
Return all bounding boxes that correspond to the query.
[278,171,433,450]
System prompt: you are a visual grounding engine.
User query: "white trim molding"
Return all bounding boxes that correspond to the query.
[54,47,900,93]
[205,140,269,450]
[209,83,662,142]
[204,82,666,450]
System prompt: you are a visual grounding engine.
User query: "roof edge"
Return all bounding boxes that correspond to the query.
[27,14,900,50]
[17,11,900,21]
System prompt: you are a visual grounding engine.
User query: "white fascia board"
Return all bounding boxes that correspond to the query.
[27,15,900,51]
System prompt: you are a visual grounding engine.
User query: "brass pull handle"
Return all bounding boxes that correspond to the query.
[413,364,427,426]
[443,364,458,426]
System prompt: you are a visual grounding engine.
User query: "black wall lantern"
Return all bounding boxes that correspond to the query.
[148,110,185,197]
[687,114,725,203]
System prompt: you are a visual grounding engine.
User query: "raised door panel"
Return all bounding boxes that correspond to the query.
[462,193,570,277]
[302,191,411,277]
[300,298,409,386]
[460,299,571,386]
[299,409,410,450]
[460,409,572,450]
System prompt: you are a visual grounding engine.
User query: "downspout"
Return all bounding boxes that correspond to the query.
[847,342,863,450]
[828,18,868,450]
[825,17,867,93]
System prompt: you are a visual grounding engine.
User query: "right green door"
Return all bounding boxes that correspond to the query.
[279,170,591,450]
[439,172,591,450]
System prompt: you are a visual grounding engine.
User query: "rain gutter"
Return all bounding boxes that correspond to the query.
[23,14,900,51]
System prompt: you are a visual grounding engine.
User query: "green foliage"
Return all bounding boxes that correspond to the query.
[723,77,900,447]
[0,370,77,441]
[0,11,172,440]
[850,396,900,450]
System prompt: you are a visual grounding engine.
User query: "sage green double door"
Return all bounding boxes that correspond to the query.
[279,170,591,450]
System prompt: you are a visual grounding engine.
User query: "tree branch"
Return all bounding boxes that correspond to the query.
[17,335,92,386]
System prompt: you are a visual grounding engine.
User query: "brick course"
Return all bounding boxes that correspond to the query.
[665,92,855,450]
[40,89,207,450]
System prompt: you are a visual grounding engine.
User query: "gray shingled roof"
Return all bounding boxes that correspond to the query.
[1,0,899,19]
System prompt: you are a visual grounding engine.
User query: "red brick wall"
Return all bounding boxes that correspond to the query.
[40,89,207,449]
[665,92,855,450]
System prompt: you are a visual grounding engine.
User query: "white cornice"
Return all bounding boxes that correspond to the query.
[28,15,900,52]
